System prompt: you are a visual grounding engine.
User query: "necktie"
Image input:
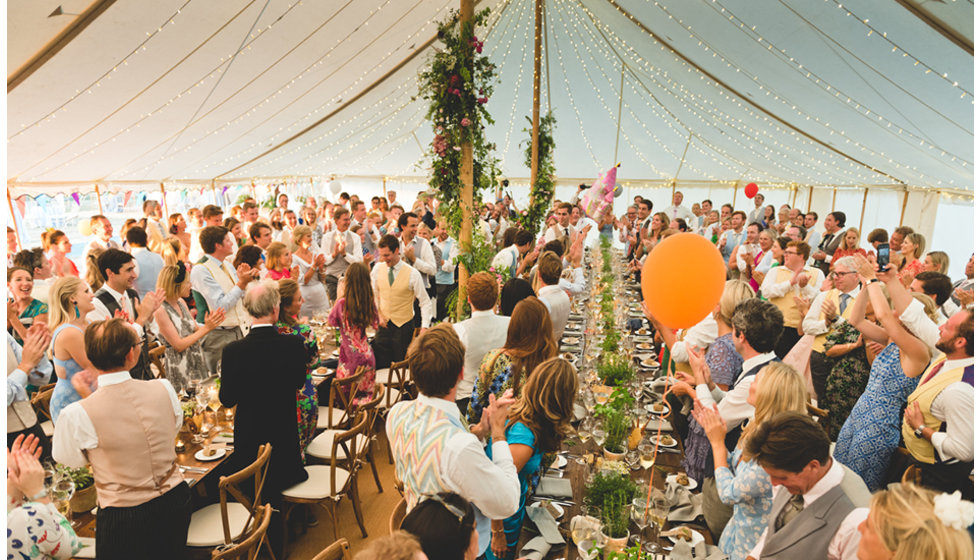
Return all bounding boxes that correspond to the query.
[775,494,805,531]
[388,266,395,287]
[564,227,569,238]
[819,233,833,250]
[839,293,850,315]
[921,360,947,385]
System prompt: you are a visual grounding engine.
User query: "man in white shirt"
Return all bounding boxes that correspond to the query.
[398,212,437,322]
[371,234,433,368]
[910,272,954,322]
[812,212,846,275]
[746,193,765,226]
[732,222,762,280]
[320,207,363,301]
[950,253,973,308]
[692,298,783,434]
[663,190,697,224]
[8,326,53,455]
[535,251,570,343]
[189,205,224,263]
[190,226,257,371]
[452,272,510,414]
[803,211,822,265]
[279,210,299,245]
[743,413,869,560]
[760,240,825,358]
[543,202,577,250]
[433,221,458,321]
[718,211,746,264]
[82,215,120,278]
[491,230,534,279]
[386,324,520,555]
[142,200,167,253]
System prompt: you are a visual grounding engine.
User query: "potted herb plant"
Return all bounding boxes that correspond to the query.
[595,387,633,459]
[58,465,96,513]
[596,353,634,387]
[584,462,637,553]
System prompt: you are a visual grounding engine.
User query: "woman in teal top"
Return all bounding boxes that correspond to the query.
[484,357,578,559]
[7,267,48,345]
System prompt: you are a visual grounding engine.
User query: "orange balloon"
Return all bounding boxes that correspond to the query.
[641,233,727,330]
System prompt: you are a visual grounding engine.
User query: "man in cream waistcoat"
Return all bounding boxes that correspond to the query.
[53,318,190,560]
[371,234,432,369]
[745,413,869,560]
[759,240,824,359]
[190,225,256,372]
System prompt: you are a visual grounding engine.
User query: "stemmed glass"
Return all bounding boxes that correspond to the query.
[644,489,669,553]
[51,478,76,526]
[631,497,651,549]
[591,427,607,450]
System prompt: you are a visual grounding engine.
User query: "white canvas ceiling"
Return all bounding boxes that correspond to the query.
[6,0,975,196]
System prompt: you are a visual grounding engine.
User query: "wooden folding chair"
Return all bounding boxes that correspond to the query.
[311,538,351,560]
[148,344,167,380]
[209,504,272,560]
[307,383,385,493]
[388,497,407,535]
[30,385,55,437]
[316,366,367,430]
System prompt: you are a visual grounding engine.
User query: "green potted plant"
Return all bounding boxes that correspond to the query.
[58,465,96,513]
[595,387,632,459]
[584,462,637,552]
[596,353,634,387]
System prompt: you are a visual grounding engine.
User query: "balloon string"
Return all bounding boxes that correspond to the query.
[644,345,674,516]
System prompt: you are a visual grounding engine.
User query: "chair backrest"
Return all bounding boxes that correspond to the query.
[210,503,272,560]
[385,359,411,408]
[311,538,350,560]
[30,386,55,422]
[327,366,368,428]
[388,497,407,535]
[148,344,167,380]
[217,443,272,544]
[330,413,370,495]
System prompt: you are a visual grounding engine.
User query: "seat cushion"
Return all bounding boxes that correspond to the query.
[186,502,251,547]
[40,420,54,437]
[282,465,350,500]
[306,430,369,460]
[316,406,349,429]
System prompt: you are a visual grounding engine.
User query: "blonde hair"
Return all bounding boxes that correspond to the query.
[353,531,422,560]
[48,276,87,330]
[842,227,861,250]
[717,279,755,327]
[291,225,313,249]
[161,236,182,267]
[156,265,186,300]
[868,483,973,560]
[266,242,289,272]
[740,362,808,446]
[925,251,950,275]
[905,232,926,259]
[911,292,940,324]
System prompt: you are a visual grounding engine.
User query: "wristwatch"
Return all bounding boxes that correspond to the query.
[914,424,926,438]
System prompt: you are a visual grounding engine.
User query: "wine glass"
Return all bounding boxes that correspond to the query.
[631,498,651,547]
[645,489,669,553]
[638,443,655,470]
[51,478,75,525]
[591,428,606,450]
[625,449,640,470]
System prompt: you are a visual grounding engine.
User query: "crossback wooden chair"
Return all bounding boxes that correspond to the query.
[388,497,407,535]
[209,504,272,560]
[148,344,167,380]
[316,366,367,430]
[282,413,371,546]
[311,538,351,560]
[187,443,274,559]
[307,383,385,493]
[30,384,56,437]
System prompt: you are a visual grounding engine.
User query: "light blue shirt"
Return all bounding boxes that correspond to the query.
[7,333,53,405]
[132,247,165,298]
[435,237,457,285]
[189,255,244,313]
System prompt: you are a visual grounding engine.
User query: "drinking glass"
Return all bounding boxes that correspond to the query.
[625,449,640,470]
[645,489,669,553]
[638,443,655,469]
[51,478,75,524]
[591,428,606,449]
[631,498,651,543]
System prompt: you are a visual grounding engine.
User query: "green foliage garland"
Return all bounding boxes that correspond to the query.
[517,110,557,236]
[417,9,501,237]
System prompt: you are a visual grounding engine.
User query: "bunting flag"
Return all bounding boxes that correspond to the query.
[15,196,27,218]
[71,192,81,206]
[580,164,620,221]
[123,191,133,207]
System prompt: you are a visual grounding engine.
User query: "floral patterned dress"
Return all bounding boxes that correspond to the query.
[327,298,379,405]
[823,323,871,441]
[714,448,773,560]
[681,333,742,484]
[7,496,83,559]
[466,350,515,425]
[275,321,320,460]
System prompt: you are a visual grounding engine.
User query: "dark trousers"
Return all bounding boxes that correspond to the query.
[436,283,456,321]
[809,351,831,407]
[96,481,192,560]
[919,460,974,501]
[324,274,340,302]
[775,326,801,360]
[7,424,51,462]
[373,320,416,370]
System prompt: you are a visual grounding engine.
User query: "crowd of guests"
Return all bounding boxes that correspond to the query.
[5,187,974,560]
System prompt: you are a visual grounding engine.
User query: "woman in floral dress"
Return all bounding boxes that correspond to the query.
[327,262,380,405]
[275,279,320,459]
[823,316,873,441]
[694,363,810,560]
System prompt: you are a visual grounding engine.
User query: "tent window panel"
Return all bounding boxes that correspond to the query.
[859,190,904,246]
[830,189,864,233]
[808,189,836,220]
[931,197,973,279]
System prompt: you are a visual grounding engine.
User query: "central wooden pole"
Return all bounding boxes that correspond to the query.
[457,0,475,318]
[529,0,543,214]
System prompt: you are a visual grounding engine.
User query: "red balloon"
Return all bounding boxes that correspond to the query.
[641,233,727,330]
[744,182,759,199]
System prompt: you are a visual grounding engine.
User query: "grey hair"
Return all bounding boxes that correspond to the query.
[834,256,860,273]
[243,279,281,319]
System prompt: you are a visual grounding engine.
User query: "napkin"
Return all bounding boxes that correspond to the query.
[665,479,703,522]
[644,417,674,433]
[517,536,552,560]
[525,506,564,545]
[534,477,573,499]
[668,539,727,560]
[75,537,96,559]
[573,403,587,421]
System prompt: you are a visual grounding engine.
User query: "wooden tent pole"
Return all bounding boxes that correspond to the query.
[612,61,625,164]
[858,187,869,237]
[529,0,543,205]
[790,183,798,208]
[899,189,910,225]
[383,176,388,201]
[832,186,837,210]
[732,182,738,207]
[160,183,168,218]
[457,0,475,318]
[7,188,22,251]
[94,183,105,214]
[211,180,220,209]
[806,186,814,213]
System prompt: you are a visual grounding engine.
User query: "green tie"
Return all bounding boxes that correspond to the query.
[388,266,395,286]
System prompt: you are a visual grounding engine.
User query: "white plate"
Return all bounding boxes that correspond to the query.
[645,403,670,416]
[550,455,568,469]
[635,343,655,351]
[653,435,678,448]
[634,328,651,336]
[667,473,698,490]
[529,501,565,520]
[562,337,581,345]
[640,358,660,368]
[667,526,705,547]
[195,448,227,462]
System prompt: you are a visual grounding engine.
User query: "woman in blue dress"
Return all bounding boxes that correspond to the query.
[695,363,810,560]
[48,277,98,424]
[483,357,577,560]
[833,264,934,491]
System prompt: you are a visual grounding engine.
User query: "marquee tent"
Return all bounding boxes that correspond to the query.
[6,0,975,267]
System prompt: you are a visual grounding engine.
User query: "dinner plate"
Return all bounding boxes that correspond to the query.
[550,455,568,469]
[634,328,650,336]
[645,403,670,416]
[653,435,678,448]
[667,473,698,490]
[635,343,655,351]
[195,448,227,462]
[561,337,581,345]
[640,358,660,368]
[529,501,565,520]
[667,526,705,547]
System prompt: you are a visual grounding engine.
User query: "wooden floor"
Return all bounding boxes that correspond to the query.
[286,431,402,560]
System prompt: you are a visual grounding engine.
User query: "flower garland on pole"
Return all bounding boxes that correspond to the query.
[518,110,556,236]
[417,8,501,237]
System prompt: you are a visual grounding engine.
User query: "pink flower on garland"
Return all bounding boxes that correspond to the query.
[461,118,471,127]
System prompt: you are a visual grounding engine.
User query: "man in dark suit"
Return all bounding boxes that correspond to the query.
[219,279,307,552]
[811,211,846,276]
